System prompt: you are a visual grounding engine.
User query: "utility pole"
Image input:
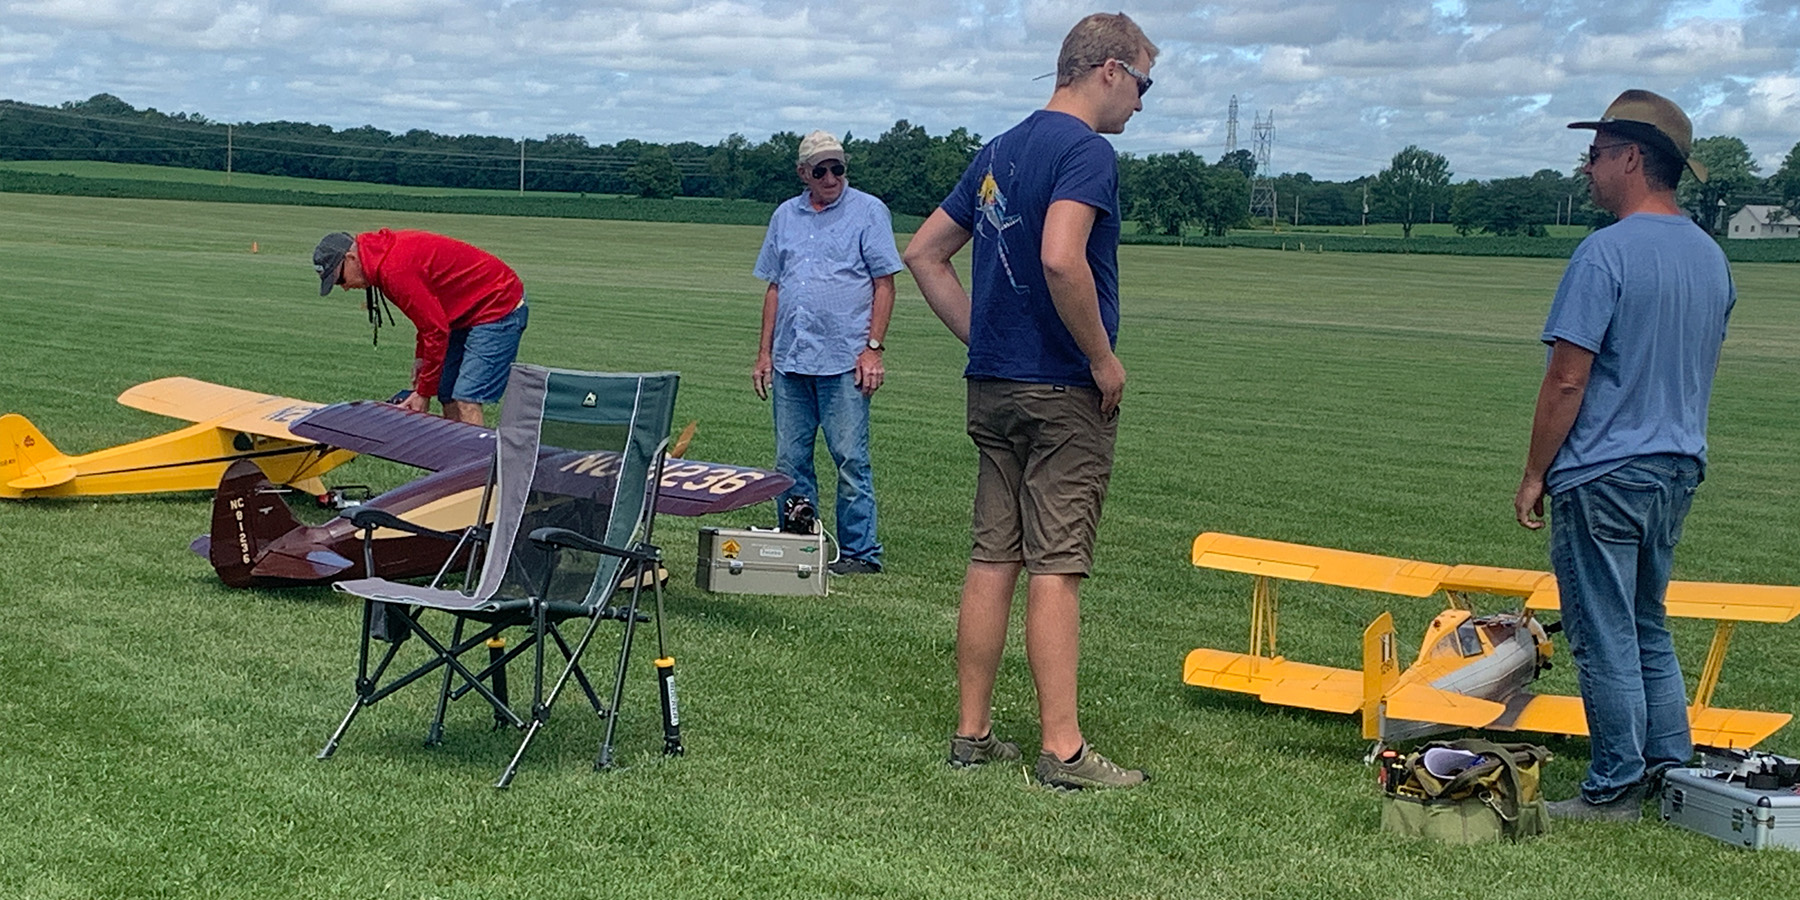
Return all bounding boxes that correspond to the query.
[518,138,526,195]
[225,124,233,185]
[1361,184,1369,233]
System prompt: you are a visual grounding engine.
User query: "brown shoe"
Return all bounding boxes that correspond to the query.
[1034,745,1147,790]
[948,732,1021,768]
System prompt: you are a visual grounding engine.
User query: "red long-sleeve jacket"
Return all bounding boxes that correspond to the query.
[356,229,524,397]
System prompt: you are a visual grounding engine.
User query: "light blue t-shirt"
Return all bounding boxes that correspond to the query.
[1541,213,1735,493]
[753,185,904,376]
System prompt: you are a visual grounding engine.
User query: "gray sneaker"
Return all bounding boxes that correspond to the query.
[1547,784,1645,822]
[948,732,1021,768]
[1035,745,1147,790]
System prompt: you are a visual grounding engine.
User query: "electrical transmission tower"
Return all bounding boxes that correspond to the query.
[1224,95,1238,155]
[1249,109,1276,222]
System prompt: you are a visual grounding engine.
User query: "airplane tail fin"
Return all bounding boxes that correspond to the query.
[207,459,305,587]
[0,413,70,497]
[1361,611,1400,739]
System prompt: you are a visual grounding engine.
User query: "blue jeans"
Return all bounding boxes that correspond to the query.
[772,371,880,565]
[440,301,528,404]
[1550,454,1701,803]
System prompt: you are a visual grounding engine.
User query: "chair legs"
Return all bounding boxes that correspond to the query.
[326,561,676,787]
[318,699,363,760]
[318,604,523,761]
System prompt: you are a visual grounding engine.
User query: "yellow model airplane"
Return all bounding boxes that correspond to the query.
[1184,532,1800,749]
[1,377,355,500]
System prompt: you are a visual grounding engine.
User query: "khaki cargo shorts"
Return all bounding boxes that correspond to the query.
[965,378,1117,576]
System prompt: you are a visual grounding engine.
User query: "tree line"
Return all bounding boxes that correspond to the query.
[4,94,1796,237]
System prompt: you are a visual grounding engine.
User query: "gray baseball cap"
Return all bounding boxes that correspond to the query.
[313,232,355,296]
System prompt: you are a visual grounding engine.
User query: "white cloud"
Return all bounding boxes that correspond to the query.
[0,0,1793,181]
[1568,20,1776,76]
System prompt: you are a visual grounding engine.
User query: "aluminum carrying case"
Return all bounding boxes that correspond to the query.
[695,526,829,596]
[1661,756,1800,850]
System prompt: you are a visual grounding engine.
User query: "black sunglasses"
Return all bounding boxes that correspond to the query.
[810,162,845,179]
[1092,58,1152,97]
[1585,141,1633,166]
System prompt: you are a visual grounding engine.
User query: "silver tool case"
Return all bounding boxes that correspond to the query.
[1660,755,1800,850]
[695,526,829,596]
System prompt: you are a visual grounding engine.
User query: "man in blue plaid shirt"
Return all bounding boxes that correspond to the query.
[752,130,904,575]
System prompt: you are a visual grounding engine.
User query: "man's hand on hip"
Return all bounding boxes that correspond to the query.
[854,348,885,397]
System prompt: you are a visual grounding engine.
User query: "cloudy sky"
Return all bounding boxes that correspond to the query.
[3,0,1796,181]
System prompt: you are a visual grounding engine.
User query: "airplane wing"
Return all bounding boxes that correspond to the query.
[1690,707,1794,749]
[1442,565,1554,597]
[1191,532,1451,597]
[291,401,493,472]
[116,377,326,441]
[1526,580,1800,624]
[293,401,793,516]
[1183,649,1363,714]
[1483,691,1789,748]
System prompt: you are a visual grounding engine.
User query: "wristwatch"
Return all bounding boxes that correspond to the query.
[866,338,884,352]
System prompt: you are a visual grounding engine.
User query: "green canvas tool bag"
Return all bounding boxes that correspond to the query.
[1380,738,1552,843]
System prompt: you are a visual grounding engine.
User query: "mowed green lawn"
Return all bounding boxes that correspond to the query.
[4,192,1800,899]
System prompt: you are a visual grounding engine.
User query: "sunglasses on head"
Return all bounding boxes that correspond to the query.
[810,162,845,179]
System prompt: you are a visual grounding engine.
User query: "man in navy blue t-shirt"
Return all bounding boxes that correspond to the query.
[904,11,1156,791]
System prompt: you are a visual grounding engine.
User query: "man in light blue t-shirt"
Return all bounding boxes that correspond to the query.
[752,130,904,575]
[905,12,1157,791]
[1514,90,1735,822]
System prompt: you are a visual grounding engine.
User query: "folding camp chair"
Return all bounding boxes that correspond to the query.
[318,365,683,787]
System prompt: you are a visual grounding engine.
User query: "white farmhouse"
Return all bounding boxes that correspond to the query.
[1727,204,1799,239]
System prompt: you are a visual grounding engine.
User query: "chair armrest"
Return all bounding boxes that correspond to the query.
[529,526,656,561]
[347,507,463,543]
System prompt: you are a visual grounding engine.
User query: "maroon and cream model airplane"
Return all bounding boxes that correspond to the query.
[192,401,791,587]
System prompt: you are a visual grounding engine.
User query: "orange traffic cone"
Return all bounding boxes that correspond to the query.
[250,242,260,253]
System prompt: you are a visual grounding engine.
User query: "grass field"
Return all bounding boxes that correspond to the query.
[4,192,1800,899]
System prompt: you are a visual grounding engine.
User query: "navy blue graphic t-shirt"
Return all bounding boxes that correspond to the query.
[940,110,1120,387]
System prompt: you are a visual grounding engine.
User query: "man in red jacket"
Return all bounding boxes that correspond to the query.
[314,230,528,425]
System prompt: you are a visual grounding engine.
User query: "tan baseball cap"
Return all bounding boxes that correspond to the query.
[1568,89,1708,183]
[797,130,845,166]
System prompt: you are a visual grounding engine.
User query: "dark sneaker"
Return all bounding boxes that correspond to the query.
[1035,745,1147,791]
[948,733,1021,768]
[1547,784,1644,822]
[829,558,882,576]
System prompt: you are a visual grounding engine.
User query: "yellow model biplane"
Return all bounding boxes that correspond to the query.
[1,377,354,500]
[1184,532,1800,749]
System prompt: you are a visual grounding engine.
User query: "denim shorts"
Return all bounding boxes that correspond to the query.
[440,301,528,404]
